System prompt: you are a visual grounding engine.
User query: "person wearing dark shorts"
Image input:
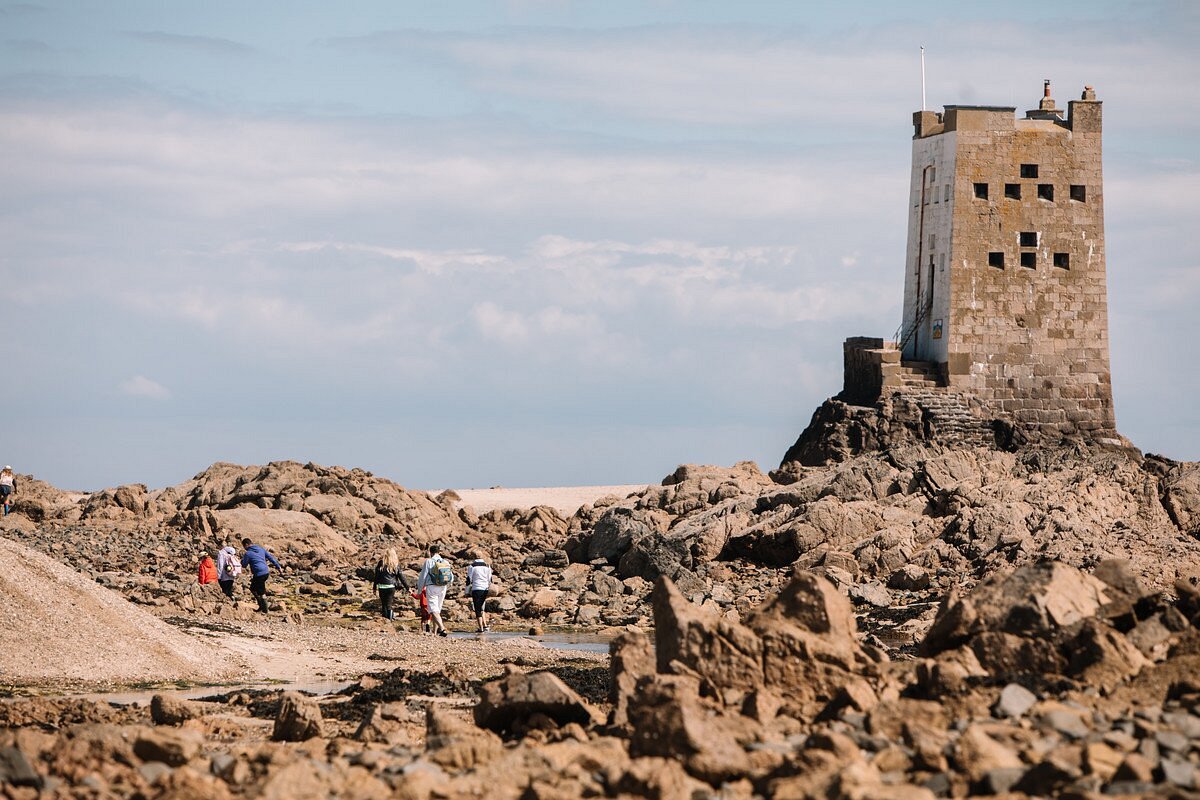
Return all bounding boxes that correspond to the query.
[466,553,493,633]
[240,537,282,613]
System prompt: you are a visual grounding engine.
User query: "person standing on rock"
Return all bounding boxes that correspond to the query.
[373,547,410,621]
[0,466,15,516]
[417,544,454,637]
[240,537,282,614]
[466,552,493,633]
[216,542,242,599]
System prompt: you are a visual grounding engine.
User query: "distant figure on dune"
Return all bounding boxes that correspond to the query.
[373,547,410,621]
[216,542,242,599]
[0,466,15,516]
[417,544,454,637]
[197,552,219,585]
[466,551,493,633]
[240,537,282,614]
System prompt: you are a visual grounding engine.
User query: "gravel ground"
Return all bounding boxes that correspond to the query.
[0,525,609,694]
[180,615,608,688]
[0,536,248,687]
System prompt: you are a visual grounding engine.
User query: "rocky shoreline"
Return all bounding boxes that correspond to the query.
[6,417,1200,795]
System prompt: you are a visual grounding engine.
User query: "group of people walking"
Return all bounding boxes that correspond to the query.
[197,538,493,634]
[373,544,494,636]
[197,537,282,614]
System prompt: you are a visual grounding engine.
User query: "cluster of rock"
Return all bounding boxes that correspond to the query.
[9,558,1200,797]
[566,446,1200,630]
[6,430,1200,646]
[1,461,667,630]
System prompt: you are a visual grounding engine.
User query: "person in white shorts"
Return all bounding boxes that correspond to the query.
[417,544,454,637]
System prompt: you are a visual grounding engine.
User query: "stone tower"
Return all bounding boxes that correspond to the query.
[868,82,1116,441]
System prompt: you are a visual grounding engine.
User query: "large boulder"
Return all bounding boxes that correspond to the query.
[474,669,603,735]
[272,691,324,741]
[426,705,503,771]
[652,578,763,692]
[609,631,655,730]
[746,570,881,719]
[626,675,757,785]
[649,570,878,722]
[922,561,1111,657]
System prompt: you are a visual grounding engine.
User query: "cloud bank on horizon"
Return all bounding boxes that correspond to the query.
[1,1,1197,490]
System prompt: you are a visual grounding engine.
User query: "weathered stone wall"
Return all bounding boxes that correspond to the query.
[842,337,895,404]
[899,88,1116,441]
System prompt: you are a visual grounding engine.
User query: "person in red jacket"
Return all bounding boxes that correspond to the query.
[198,552,219,585]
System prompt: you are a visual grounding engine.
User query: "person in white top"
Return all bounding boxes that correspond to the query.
[416,544,454,637]
[215,543,242,599]
[466,553,494,632]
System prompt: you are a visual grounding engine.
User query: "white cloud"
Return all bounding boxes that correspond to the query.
[4,7,1200,488]
[326,16,1200,132]
[119,375,171,400]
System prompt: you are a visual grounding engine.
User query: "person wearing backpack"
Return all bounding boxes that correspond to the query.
[417,544,454,637]
[373,547,410,621]
[216,542,242,599]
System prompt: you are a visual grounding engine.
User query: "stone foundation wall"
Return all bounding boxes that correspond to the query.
[842,337,898,404]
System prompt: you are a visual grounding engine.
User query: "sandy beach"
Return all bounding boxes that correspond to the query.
[438,484,649,515]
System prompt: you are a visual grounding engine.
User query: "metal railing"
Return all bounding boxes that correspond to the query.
[892,290,934,356]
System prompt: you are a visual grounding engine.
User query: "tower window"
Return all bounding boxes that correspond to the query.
[1005,183,1021,200]
[974,182,988,199]
[1070,184,1087,202]
[1019,231,1038,247]
[988,252,1005,269]
[944,184,951,202]
[1038,184,1054,201]
[1020,252,1037,269]
[1053,252,1070,269]
[1020,164,1039,179]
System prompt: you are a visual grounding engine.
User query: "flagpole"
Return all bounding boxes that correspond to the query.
[920,46,927,111]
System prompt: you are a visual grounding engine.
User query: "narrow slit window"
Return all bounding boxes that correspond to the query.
[1020,252,1037,269]
[1005,183,1021,200]
[1038,183,1054,201]
[988,252,1005,269]
[1020,163,1039,179]
[1070,184,1086,202]
[1053,252,1070,269]
[974,182,989,199]
[1019,231,1038,247]
[944,184,951,202]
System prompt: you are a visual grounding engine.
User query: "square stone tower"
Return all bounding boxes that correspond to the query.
[896,82,1116,439]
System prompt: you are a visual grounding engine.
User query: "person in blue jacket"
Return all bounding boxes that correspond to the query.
[240,537,283,613]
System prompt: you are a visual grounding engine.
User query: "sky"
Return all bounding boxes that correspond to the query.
[1,1,1198,491]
